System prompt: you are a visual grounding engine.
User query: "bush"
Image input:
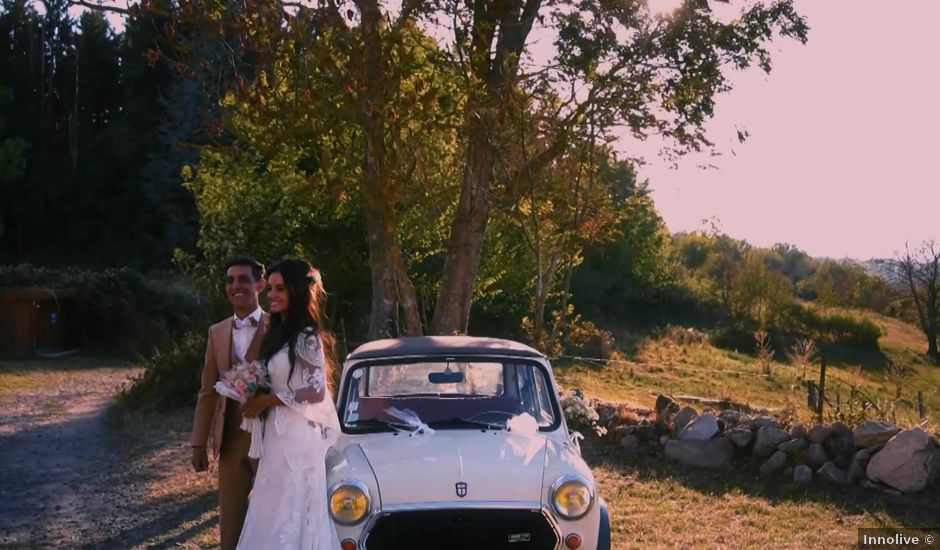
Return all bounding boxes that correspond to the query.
[787,306,881,350]
[0,264,207,357]
[559,389,606,437]
[115,330,208,412]
[564,319,614,360]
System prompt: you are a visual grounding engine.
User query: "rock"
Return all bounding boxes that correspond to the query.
[847,445,883,483]
[611,424,636,438]
[672,407,698,433]
[830,422,852,438]
[655,394,679,417]
[750,416,780,430]
[679,412,719,441]
[718,410,748,428]
[635,422,657,442]
[595,402,619,428]
[779,438,808,454]
[790,424,808,440]
[794,464,813,484]
[854,421,901,448]
[805,443,829,469]
[866,428,940,493]
[760,450,789,476]
[753,426,791,458]
[825,434,856,469]
[727,428,754,449]
[817,461,848,485]
[664,437,735,470]
[808,424,831,444]
[619,434,640,456]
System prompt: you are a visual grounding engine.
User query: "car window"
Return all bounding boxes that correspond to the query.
[365,361,503,396]
[341,359,559,431]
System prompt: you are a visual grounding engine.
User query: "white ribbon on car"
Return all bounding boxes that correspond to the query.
[383,407,436,439]
[502,412,544,464]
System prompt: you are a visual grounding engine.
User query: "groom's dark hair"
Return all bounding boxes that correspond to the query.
[224,256,265,281]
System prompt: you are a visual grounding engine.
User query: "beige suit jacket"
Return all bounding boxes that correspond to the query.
[191,312,270,456]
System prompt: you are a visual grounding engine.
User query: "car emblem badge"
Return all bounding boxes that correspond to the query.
[508,533,532,543]
[455,481,468,498]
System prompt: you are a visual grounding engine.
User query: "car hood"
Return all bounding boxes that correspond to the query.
[356,430,548,506]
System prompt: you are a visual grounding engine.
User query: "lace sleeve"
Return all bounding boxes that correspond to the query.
[275,332,335,424]
[290,331,327,404]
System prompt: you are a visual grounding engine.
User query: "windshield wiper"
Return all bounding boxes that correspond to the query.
[350,418,416,432]
[428,418,506,431]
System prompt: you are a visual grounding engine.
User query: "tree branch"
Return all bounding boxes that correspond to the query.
[68,0,131,14]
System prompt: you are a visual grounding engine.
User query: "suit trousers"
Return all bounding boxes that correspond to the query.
[217,399,256,550]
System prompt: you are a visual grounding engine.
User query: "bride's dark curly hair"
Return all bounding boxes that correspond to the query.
[260,259,336,389]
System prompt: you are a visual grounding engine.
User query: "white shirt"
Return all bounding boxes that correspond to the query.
[232,307,263,363]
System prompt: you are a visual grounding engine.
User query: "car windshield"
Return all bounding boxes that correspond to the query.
[340,359,559,432]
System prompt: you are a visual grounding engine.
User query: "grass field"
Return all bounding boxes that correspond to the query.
[556,312,940,429]
[556,311,940,547]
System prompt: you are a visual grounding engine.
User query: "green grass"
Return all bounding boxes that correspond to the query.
[556,311,940,428]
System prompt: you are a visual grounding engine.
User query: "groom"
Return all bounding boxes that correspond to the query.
[191,257,269,550]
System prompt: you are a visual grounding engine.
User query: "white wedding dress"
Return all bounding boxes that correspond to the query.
[237,331,342,550]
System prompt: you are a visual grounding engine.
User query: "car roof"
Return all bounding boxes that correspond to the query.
[345,336,545,362]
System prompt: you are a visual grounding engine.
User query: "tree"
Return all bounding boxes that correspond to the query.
[431,0,809,334]
[892,241,940,362]
[729,252,792,328]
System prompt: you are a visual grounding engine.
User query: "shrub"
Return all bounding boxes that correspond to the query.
[0,264,207,357]
[564,319,614,360]
[560,389,607,437]
[115,330,208,412]
[787,306,881,350]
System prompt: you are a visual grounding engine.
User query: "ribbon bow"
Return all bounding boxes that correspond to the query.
[234,316,258,330]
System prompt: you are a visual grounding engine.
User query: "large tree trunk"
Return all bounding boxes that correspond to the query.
[431,0,542,334]
[431,124,496,334]
[358,0,421,340]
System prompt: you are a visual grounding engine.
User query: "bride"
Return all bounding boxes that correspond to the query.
[238,259,341,549]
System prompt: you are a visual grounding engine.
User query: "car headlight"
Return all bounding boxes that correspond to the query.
[551,475,593,520]
[329,480,370,525]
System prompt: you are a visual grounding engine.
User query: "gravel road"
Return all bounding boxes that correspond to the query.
[0,360,219,548]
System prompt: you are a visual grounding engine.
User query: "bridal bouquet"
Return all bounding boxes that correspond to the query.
[215,360,270,458]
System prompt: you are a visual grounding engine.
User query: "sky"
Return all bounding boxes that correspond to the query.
[632,0,940,261]
[71,1,937,261]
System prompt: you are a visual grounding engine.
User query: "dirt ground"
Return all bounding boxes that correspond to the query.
[0,358,219,549]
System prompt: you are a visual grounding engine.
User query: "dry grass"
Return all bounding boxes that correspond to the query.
[584,436,940,549]
[555,311,940,428]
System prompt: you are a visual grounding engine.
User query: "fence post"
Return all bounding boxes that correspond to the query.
[918,391,926,420]
[817,355,827,422]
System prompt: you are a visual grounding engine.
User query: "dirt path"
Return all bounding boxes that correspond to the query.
[0,359,219,548]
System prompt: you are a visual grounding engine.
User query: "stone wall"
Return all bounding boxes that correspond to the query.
[591,393,940,494]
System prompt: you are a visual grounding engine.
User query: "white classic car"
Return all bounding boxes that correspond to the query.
[326,336,612,550]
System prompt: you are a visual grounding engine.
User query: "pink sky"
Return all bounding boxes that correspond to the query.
[633,0,940,260]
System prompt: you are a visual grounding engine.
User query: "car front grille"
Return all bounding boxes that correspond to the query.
[365,508,558,550]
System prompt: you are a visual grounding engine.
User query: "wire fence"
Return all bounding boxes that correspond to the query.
[551,353,930,425]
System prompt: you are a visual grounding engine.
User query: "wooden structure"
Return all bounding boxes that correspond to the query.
[0,288,78,356]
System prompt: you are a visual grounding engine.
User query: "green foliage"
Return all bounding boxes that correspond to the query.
[800,259,894,312]
[0,264,207,356]
[728,253,793,328]
[115,329,207,412]
[572,182,676,320]
[787,307,882,351]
